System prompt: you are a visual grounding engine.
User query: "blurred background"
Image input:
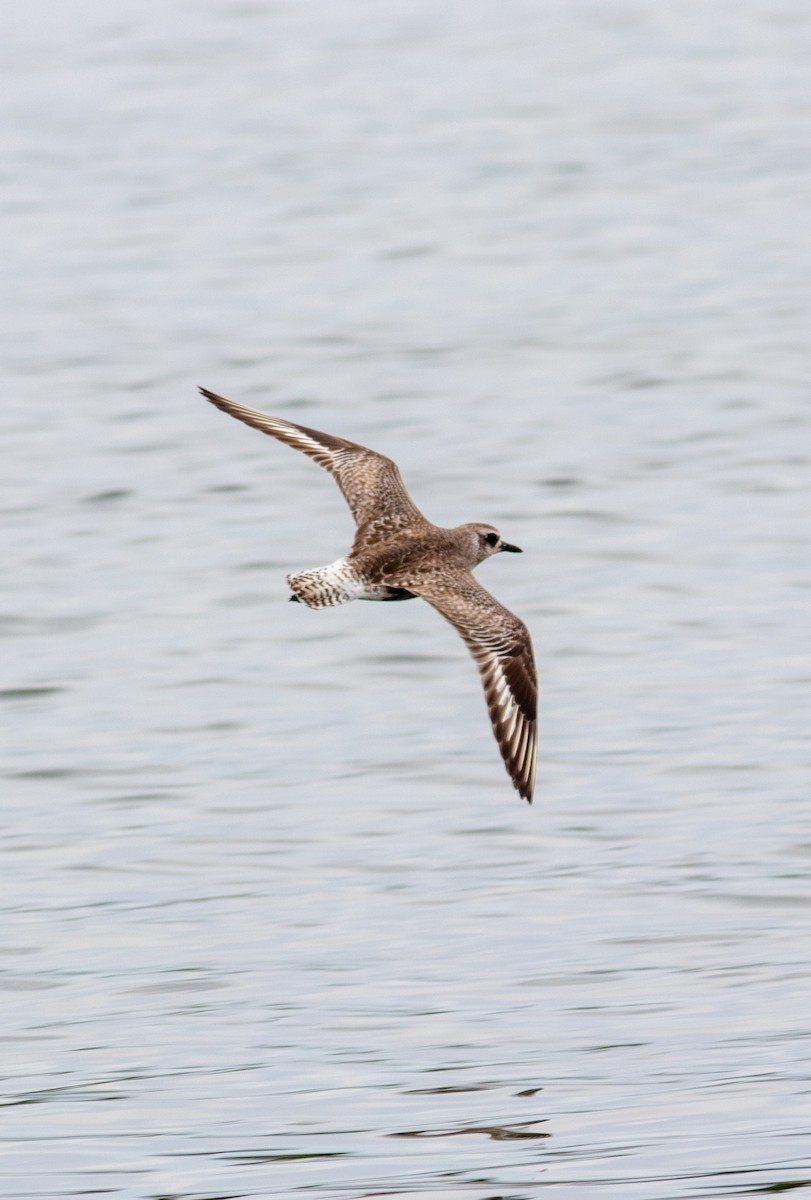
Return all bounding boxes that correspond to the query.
[1,2,809,1197]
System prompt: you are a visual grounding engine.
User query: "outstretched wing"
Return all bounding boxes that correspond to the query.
[200,388,424,532]
[414,573,536,803]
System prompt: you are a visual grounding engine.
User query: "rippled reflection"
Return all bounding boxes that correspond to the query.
[2,0,810,1197]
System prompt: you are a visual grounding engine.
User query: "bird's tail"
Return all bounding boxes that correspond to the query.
[287,558,366,608]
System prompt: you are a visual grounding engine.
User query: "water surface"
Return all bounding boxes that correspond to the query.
[1,2,810,1197]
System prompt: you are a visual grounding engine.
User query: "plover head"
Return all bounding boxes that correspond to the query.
[460,523,523,565]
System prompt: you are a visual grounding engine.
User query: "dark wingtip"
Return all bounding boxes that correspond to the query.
[289,593,301,603]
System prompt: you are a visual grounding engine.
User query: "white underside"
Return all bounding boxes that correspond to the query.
[287,557,369,607]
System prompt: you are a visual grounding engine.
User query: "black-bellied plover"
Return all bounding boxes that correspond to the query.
[200,387,536,803]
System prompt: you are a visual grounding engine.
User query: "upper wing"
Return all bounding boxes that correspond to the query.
[200,388,424,531]
[414,573,537,803]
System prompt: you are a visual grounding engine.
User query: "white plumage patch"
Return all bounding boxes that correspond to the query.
[287,558,367,608]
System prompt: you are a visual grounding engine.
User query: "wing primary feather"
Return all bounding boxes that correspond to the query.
[199,387,425,531]
[412,574,537,803]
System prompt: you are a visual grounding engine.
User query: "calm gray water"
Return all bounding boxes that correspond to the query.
[2,2,810,1197]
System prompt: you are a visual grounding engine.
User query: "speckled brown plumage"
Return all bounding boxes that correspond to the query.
[200,387,537,803]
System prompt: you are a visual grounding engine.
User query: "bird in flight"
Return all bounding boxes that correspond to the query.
[200,387,537,802]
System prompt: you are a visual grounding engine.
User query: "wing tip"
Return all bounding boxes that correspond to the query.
[511,730,536,804]
[516,769,535,804]
[199,385,228,414]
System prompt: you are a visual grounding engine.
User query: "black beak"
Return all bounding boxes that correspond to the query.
[500,542,522,553]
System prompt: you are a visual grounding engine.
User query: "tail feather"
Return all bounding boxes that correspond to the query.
[287,559,365,608]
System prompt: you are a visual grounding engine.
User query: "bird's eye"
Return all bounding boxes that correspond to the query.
[484,531,499,547]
